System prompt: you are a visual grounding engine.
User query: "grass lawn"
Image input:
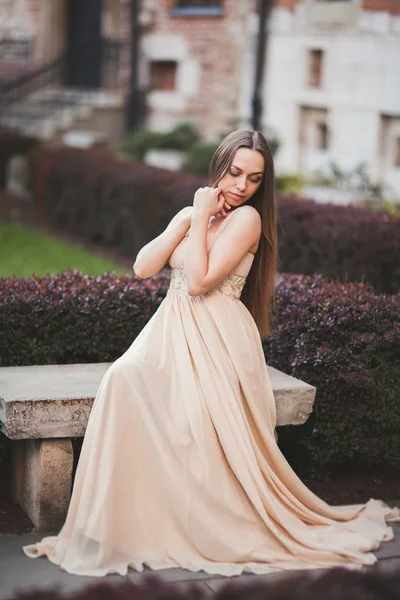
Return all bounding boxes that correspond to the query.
[0,222,128,278]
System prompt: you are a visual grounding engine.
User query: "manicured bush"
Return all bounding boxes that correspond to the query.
[0,269,169,367]
[120,122,200,161]
[264,274,400,476]
[29,146,204,261]
[277,196,400,294]
[0,126,39,187]
[275,173,306,195]
[183,141,219,177]
[5,569,400,600]
[1,270,399,475]
[28,147,400,294]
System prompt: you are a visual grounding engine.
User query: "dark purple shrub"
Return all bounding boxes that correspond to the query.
[0,269,169,366]
[1,270,399,474]
[29,146,204,260]
[277,196,400,294]
[265,273,400,475]
[27,147,400,294]
[7,568,400,600]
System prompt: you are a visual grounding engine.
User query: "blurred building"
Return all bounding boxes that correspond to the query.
[0,0,255,144]
[259,0,400,199]
[0,0,131,144]
[138,0,400,198]
[0,0,399,198]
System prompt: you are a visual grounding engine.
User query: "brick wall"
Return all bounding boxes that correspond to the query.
[142,0,254,140]
[363,0,400,14]
[275,0,400,13]
[276,0,298,10]
[26,0,40,64]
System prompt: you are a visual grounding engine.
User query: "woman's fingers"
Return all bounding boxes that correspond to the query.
[215,192,232,218]
[195,187,233,218]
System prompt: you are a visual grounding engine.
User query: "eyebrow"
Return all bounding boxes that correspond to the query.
[231,164,264,176]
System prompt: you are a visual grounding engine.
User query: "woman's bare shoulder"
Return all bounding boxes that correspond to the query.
[226,205,261,231]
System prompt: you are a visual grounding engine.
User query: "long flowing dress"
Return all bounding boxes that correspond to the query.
[23,225,400,577]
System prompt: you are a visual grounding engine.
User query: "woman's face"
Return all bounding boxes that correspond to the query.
[218,147,265,209]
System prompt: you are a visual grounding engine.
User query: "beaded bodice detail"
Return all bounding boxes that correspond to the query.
[170,266,247,301]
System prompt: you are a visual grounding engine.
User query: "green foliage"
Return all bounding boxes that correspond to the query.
[121,120,281,178]
[276,173,306,195]
[182,142,218,177]
[379,199,400,219]
[311,161,386,199]
[120,122,200,161]
[0,126,39,187]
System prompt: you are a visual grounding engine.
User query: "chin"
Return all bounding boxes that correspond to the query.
[225,193,241,206]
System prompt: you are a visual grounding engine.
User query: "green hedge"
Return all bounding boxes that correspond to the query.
[120,122,200,161]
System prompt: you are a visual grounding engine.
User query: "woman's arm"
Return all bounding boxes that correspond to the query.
[185,202,261,296]
[133,207,192,279]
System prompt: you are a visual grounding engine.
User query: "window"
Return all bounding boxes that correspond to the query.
[395,138,400,168]
[316,123,329,150]
[149,61,177,91]
[169,0,223,17]
[308,49,324,88]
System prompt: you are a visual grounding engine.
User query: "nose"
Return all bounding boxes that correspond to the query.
[236,175,247,192]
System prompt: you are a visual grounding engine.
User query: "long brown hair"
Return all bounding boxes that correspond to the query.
[209,129,279,339]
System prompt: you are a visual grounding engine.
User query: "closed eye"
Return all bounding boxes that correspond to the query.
[229,170,262,184]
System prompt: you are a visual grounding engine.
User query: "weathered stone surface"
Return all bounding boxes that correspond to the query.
[0,363,316,440]
[268,366,316,426]
[11,438,73,531]
[0,363,110,439]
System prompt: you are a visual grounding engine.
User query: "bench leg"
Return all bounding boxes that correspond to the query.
[11,438,73,532]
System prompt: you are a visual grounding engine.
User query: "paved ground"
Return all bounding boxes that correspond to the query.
[1,516,400,600]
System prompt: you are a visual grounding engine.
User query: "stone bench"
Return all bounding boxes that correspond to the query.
[0,363,316,531]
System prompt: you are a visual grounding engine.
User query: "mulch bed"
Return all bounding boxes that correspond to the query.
[1,189,399,534]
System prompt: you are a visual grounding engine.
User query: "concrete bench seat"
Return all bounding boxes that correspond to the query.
[0,363,316,531]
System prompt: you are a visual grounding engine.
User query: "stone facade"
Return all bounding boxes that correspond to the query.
[277,0,400,15]
[258,0,400,199]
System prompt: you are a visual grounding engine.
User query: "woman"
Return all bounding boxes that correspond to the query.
[24,130,399,577]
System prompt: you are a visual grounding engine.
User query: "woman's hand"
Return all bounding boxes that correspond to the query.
[193,187,232,219]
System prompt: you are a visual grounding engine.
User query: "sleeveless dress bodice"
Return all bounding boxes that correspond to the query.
[168,229,255,302]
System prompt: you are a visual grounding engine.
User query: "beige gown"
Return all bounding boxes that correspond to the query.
[23,226,400,577]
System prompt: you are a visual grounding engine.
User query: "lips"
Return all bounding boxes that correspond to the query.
[229,192,245,200]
